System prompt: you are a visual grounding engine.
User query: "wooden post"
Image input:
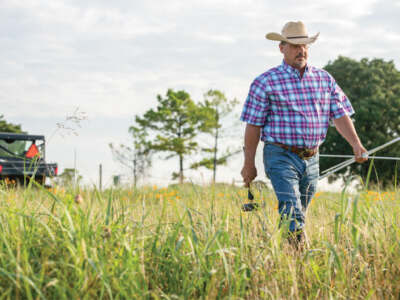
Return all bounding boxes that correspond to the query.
[99,164,102,191]
[73,148,77,188]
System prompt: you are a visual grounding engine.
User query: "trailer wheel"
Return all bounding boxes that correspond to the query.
[35,175,46,185]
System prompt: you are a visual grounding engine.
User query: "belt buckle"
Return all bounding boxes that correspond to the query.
[299,148,313,160]
[298,149,306,160]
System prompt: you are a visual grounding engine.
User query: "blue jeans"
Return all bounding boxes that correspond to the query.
[263,143,319,232]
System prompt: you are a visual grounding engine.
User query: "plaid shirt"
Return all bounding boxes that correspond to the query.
[240,61,354,148]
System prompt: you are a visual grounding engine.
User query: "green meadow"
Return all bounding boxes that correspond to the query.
[0,183,399,299]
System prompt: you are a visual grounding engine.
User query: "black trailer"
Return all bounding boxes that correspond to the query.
[0,132,58,185]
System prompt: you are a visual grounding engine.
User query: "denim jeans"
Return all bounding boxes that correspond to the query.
[263,143,319,232]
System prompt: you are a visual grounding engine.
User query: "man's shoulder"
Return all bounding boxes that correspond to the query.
[253,65,284,83]
[307,65,334,81]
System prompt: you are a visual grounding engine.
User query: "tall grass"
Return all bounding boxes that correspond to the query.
[0,182,399,299]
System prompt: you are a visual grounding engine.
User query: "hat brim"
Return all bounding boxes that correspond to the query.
[265,32,319,44]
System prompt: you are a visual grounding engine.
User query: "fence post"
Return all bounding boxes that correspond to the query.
[99,164,102,191]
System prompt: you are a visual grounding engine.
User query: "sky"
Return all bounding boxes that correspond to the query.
[1,0,400,188]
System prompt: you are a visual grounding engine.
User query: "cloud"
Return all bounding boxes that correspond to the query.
[1,0,399,185]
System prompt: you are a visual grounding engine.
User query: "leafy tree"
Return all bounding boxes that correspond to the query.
[321,56,400,188]
[55,168,82,186]
[110,123,151,187]
[0,115,23,133]
[135,89,209,183]
[190,89,240,183]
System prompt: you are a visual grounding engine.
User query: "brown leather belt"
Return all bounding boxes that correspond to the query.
[271,142,318,160]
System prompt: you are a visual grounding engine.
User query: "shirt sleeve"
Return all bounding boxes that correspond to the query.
[329,78,354,120]
[240,77,269,126]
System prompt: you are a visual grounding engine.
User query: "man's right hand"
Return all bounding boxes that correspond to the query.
[241,124,261,187]
[241,164,257,187]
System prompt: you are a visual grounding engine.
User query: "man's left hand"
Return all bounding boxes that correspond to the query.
[353,144,368,163]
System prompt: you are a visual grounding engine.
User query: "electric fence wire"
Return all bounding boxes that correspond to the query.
[319,136,400,180]
[320,154,400,160]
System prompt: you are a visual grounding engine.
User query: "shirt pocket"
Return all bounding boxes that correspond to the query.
[268,92,291,111]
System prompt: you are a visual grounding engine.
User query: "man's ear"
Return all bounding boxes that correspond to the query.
[279,43,284,54]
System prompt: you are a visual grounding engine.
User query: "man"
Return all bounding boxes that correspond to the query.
[240,21,368,246]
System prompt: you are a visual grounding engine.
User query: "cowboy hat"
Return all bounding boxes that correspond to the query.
[266,21,319,45]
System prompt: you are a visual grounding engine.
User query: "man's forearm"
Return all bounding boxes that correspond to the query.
[333,115,368,163]
[333,115,362,147]
[243,124,261,166]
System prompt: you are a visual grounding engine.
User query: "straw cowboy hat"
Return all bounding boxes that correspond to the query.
[266,21,319,45]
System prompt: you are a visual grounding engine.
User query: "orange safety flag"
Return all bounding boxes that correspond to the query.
[26,144,40,158]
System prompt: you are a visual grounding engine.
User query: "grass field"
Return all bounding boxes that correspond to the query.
[0,182,399,299]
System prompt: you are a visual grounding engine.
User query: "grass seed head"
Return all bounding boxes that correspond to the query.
[102,227,111,239]
[74,194,83,204]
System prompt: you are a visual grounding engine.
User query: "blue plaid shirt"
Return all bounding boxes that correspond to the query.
[240,61,354,148]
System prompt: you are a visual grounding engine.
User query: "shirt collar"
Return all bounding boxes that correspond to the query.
[280,60,310,77]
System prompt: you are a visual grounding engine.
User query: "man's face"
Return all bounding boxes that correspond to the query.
[279,42,309,70]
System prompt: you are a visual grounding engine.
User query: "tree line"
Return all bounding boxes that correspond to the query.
[320,56,400,188]
[110,89,240,185]
[1,56,399,187]
[0,115,23,133]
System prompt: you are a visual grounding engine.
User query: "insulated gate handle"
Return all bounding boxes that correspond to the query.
[242,188,259,212]
[248,189,254,200]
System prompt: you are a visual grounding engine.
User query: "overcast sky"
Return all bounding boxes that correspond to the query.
[1,0,399,187]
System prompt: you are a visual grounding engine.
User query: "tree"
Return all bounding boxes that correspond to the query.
[320,56,400,188]
[0,115,23,133]
[109,123,151,187]
[190,89,240,183]
[55,168,82,186]
[135,89,209,183]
